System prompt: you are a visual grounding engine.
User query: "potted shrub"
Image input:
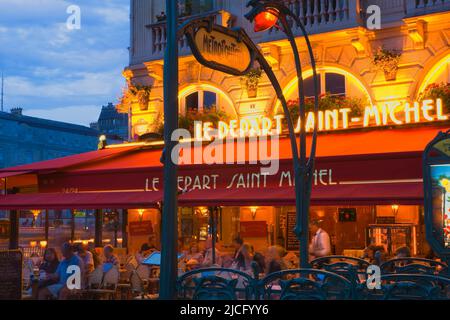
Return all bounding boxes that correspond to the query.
[419,83,450,114]
[372,48,401,81]
[242,68,263,98]
[130,85,152,111]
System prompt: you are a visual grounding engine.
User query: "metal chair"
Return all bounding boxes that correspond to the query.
[358,274,450,300]
[258,269,353,300]
[130,270,158,300]
[177,268,257,300]
[380,258,448,276]
[311,256,370,296]
[87,266,120,300]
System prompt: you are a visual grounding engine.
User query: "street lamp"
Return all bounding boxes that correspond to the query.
[246,0,320,268]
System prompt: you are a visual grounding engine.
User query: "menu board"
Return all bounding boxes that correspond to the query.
[0,250,23,300]
[240,221,267,238]
[286,212,300,251]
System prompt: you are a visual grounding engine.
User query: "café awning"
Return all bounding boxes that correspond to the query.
[178,182,424,207]
[0,191,163,210]
[0,171,32,179]
[0,144,142,175]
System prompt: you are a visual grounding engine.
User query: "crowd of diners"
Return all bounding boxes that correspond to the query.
[31,242,119,300]
[26,219,440,300]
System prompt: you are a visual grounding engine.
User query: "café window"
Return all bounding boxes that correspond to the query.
[184,90,217,114]
[302,72,346,98]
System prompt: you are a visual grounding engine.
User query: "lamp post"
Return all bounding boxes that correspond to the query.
[160,0,179,300]
[245,0,320,268]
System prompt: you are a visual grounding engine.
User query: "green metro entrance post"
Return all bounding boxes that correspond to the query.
[159,0,179,300]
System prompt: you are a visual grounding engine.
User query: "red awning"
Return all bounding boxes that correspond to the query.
[0,145,141,175]
[0,191,162,210]
[0,171,32,179]
[178,182,424,207]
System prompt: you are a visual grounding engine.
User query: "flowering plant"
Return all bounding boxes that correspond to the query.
[418,83,450,114]
[285,93,365,120]
[178,109,231,133]
[116,84,152,112]
[372,48,401,80]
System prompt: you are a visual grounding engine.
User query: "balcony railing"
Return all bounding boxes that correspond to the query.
[147,11,227,60]
[140,0,450,63]
[408,0,450,15]
[263,0,361,40]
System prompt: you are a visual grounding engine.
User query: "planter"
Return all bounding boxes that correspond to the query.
[384,68,398,81]
[247,85,258,98]
[137,92,150,111]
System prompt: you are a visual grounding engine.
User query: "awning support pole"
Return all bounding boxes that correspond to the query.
[122,209,128,253]
[94,209,102,247]
[209,207,216,265]
[9,210,19,250]
[70,209,75,242]
[44,210,49,242]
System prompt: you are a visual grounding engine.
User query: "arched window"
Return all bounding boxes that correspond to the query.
[298,72,346,98]
[283,69,371,103]
[185,90,217,114]
[417,54,450,97]
[179,85,237,118]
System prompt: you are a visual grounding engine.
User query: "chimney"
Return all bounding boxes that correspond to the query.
[10,107,23,116]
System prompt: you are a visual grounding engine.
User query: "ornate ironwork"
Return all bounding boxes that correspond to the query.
[381,258,449,276]
[358,274,450,300]
[258,269,353,300]
[177,268,258,300]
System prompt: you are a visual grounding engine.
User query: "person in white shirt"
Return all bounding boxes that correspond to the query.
[309,219,331,261]
[202,238,222,267]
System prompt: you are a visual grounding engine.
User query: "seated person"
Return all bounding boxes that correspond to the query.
[76,243,95,275]
[202,238,222,267]
[186,242,204,263]
[395,246,411,259]
[38,248,60,289]
[135,243,152,264]
[102,245,119,272]
[266,246,287,275]
[38,243,84,300]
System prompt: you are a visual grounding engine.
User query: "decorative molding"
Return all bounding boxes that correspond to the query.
[143,62,163,81]
[261,44,280,70]
[406,19,426,49]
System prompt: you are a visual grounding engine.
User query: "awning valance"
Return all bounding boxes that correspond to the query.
[0,191,162,210]
[178,182,424,207]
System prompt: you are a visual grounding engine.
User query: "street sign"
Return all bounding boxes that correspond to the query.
[424,130,450,263]
[185,23,255,76]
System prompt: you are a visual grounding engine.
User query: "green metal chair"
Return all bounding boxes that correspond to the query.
[380,258,448,276]
[177,268,258,300]
[358,274,450,300]
[258,269,353,300]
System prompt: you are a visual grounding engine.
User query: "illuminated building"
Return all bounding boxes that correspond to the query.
[0,1,449,257]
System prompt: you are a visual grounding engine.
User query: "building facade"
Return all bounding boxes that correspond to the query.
[115,0,450,255]
[0,108,99,169]
[1,0,450,258]
[90,103,129,141]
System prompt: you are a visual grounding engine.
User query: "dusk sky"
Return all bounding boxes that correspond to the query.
[0,0,130,126]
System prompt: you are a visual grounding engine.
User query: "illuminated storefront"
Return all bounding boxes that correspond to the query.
[1,1,450,259]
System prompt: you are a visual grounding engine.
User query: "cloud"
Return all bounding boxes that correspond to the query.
[23,105,102,127]
[0,0,130,126]
[6,71,125,98]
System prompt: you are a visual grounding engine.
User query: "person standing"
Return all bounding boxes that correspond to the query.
[231,236,245,270]
[308,219,331,261]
